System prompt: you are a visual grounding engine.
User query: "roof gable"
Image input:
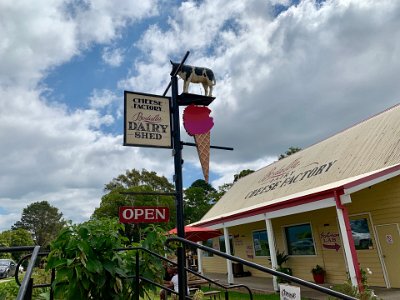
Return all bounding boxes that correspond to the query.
[201,104,400,222]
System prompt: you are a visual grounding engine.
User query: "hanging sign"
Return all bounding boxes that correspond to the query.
[119,206,170,223]
[124,91,172,148]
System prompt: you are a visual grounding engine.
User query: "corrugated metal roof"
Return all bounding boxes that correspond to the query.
[196,104,400,225]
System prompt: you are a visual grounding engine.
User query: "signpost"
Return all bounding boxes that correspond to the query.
[123,51,232,299]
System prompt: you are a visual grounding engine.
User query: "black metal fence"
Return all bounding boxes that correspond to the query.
[1,240,357,300]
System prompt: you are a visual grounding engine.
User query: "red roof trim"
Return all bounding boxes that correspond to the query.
[197,188,337,227]
[343,163,400,190]
[196,163,400,228]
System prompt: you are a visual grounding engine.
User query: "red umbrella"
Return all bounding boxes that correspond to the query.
[168,226,222,242]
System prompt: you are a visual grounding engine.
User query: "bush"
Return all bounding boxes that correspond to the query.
[46,219,170,299]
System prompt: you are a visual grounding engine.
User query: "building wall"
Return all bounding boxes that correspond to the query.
[201,176,400,287]
[346,175,400,287]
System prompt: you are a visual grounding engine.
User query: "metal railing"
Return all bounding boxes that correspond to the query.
[165,237,358,300]
[115,246,253,300]
[1,238,358,300]
[0,246,52,300]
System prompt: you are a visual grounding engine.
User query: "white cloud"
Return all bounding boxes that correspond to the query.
[2,0,400,231]
[102,47,124,67]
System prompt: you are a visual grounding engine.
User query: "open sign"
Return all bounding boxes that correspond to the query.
[119,206,170,223]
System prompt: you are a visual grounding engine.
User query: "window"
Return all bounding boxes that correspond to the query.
[219,235,234,255]
[252,230,270,256]
[285,223,316,255]
[202,239,214,257]
[350,217,373,250]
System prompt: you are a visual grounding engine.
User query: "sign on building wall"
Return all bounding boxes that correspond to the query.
[119,206,170,223]
[124,91,172,148]
[320,231,341,251]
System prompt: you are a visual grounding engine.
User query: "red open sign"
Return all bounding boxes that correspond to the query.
[119,206,170,223]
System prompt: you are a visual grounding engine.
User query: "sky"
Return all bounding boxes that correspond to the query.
[1,0,400,231]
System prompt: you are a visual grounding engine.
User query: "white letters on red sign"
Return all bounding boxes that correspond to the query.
[119,206,169,223]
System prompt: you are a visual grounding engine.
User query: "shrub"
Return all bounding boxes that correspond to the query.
[46,219,170,299]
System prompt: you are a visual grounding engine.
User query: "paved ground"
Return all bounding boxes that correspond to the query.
[204,272,400,299]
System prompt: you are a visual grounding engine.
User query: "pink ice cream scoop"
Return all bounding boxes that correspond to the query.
[183,104,214,136]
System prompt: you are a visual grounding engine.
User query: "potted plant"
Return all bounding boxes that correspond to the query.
[311,264,325,284]
[269,250,292,283]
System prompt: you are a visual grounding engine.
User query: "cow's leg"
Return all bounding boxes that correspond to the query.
[202,82,209,96]
[208,85,213,97]
[183,80,190,93]
[184,73,194,93]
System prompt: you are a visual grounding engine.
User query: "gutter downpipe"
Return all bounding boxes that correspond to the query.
[334,189,363,291]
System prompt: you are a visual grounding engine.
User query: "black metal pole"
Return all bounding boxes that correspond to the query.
[135,251,140,300]
[171,75,187,300]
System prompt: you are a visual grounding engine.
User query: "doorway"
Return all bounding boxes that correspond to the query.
[376,224,400,288]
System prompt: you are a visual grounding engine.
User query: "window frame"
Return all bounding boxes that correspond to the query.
[252,229,270,257]
[349,212,374,251]
[283,222,317,256]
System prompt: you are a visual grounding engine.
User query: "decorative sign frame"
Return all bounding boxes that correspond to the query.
[124,91,172,148]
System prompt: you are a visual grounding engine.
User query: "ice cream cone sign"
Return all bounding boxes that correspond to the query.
[183,104,214,182]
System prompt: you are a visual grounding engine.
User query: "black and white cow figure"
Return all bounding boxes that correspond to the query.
[170,61,216,96]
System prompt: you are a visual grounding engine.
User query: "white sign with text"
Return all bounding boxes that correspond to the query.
[280,284,300,300]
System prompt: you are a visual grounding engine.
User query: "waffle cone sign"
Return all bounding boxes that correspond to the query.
[183,104,214,182]
[194,132,210,182]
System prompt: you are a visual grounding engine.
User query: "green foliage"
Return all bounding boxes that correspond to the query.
[12,201,65,247]
[278,146,302,160]
[329,282,379,300]
[0,271,49,300]
[94,169,176,242]
[233,169,254,182]
[0,228,35,261]
[275,250,289,268]
[329,267,378,300]
[46,219,170,300]
[184,180,217,224]
[92,186,176,242]
[104,168,174,193]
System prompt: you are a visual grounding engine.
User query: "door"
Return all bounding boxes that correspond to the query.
[376,224,400,288]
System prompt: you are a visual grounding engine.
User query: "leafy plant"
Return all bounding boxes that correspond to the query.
[268,249,291,283]
[276,250,289,268]
[311,264,325,275]
[46,219,172,300]
[46,218,130,299]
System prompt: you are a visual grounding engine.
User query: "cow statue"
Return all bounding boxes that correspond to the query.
[170,61,216,96]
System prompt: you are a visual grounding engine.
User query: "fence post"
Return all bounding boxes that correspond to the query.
[135,251,140,300]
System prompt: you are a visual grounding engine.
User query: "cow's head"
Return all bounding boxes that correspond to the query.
[170,60,181,76]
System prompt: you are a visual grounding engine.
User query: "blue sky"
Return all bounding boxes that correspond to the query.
[1,0,400,231]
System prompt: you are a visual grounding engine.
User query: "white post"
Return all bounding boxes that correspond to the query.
[223,226,234,284]
[265,216,279,291]
[197,242,203,274]
[336,205,358,287]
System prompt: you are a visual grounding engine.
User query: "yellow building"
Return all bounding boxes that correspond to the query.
[192,104,400,289]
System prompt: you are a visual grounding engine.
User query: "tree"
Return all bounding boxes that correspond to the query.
[278,146,302,160]
[93,169,176,242]
[104,169,174,193]
[0,228,35,261]
[184,179,217,224]
[233,169,255,182]
[13,201,65,247]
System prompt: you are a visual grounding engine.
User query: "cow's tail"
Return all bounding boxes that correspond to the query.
[212,76,216,86]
